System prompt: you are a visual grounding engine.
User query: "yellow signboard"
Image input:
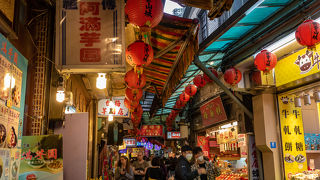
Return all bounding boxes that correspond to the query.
[275,44,320,87]
[278,94,307,179]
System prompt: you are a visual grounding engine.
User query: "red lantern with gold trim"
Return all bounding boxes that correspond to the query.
[125,0,163,29]
[179,92,190,102]
[224,67,242,86]
[254,50,277,73]
[175,99,185,108]
[203,67,218,83]
[124,69,146,89]
[295,19,320,48]
[193,74,206,88]
[125,88,143,101]
[126,41,154,67]
[185,84,197,96]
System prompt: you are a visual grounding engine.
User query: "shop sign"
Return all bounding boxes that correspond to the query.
[200,96,227,127]
[275,44,320,87]
[238,134,247,158]
[167,131,181,139]
[98,97,129,117]
[248,135,260,180]
[217,128,238,144]
[119,149,127,154]
[124,138,136,147]
[20,135,63,179]
[140,125,163,137]
[197,136,209,151]
[55,0,125,72]
[278,94,307,179]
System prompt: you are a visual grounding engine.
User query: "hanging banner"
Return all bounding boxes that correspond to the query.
[55,0,125,72]
[19,135,63,180]
[98,97,129,117]
[278,94,307,179]
[197,136,209,151]
[275,44,320,87]
[200,96,227,127]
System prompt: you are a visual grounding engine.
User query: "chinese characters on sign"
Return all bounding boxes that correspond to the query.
[21,149,58,160]
[278,95,307,179]
[124,139,136,147]
[57,0,125,72]
[200,96,227,127]
[98,97,129,117]
[140,125,163,137]
[249,135,260,180]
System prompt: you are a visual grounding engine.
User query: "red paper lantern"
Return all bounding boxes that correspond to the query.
[224,67,242,86]
[295,19,320,48]
[193,74,206,88]
[126,41,154,67]
[185,84,197,96]
[203,67,218,83]
[125,0,163,28]
[254,50,277,73]
[124,98,139,109]
[133,104,143,117]
[124,69,146,89]
[179,92,190,102]
[125,88,143,101]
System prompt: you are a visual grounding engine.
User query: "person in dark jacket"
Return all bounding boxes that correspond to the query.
[145,157,165,180]
[175,145,206,180]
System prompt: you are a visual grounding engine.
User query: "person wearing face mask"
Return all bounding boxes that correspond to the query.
[175,145,206,180]
[191,147,220,180]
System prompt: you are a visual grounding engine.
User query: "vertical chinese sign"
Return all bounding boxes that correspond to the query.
[56,0,125,72]
[200,96,227,127]
[248,135,260,180]
[278,94,307,179]
[0,33,28,180]
[98,97,129,117]
[19,135,63,179]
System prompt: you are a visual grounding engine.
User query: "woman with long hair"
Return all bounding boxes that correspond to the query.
[115,156,134,180]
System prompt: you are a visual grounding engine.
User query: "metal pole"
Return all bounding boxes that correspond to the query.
[193,56,254,119]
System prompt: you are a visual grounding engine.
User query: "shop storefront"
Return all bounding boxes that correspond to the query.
[275,43,320,179]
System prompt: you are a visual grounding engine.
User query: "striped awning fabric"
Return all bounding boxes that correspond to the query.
[143,13,198,106]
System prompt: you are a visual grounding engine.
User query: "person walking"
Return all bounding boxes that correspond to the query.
[115,156,134,180]
[132,152,149,180]
[191,147,220,180]
[175,145,206,180]
[145,157,166,180]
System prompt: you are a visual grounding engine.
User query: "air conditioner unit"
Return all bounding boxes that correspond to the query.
[243,70,275,90]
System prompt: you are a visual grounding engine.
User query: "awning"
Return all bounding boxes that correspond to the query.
[155,0,320,115]
[142,14,198,112]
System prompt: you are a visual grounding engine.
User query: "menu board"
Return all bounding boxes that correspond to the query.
[6,109,19,148]
[0,149,10,179]
[9,149,20,180]
[19,135,63,180]
[0,55,11,101]
[278,94,307,179]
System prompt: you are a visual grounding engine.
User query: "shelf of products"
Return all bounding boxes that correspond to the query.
[306,150,320,154]
[291,170,320,180]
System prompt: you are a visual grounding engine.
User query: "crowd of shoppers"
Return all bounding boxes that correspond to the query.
[114,146,220,180]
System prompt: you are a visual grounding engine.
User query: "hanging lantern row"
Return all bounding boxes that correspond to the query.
[254,50,277,74]
[295,19,320,49]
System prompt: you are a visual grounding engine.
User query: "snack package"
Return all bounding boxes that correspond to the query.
[305,133,311,150]
[310,134,317,150]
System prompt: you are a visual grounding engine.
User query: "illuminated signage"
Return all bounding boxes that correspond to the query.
[167,132,181,139]
[124,138,136,147]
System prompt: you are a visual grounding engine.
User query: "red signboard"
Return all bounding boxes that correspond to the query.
[200,96,227,127]
[140,125,163,137]
[167,132,181,139]
[197,136,209,151]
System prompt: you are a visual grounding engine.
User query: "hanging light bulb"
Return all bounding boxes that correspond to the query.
[56,86,65,103]
[108,115,114,122]
[294,96,301,107]
[304,94,311,106]
[314,90,320,103]
[96,73,107,89]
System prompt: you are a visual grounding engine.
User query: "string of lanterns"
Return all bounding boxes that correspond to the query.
[124,0,164,136]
